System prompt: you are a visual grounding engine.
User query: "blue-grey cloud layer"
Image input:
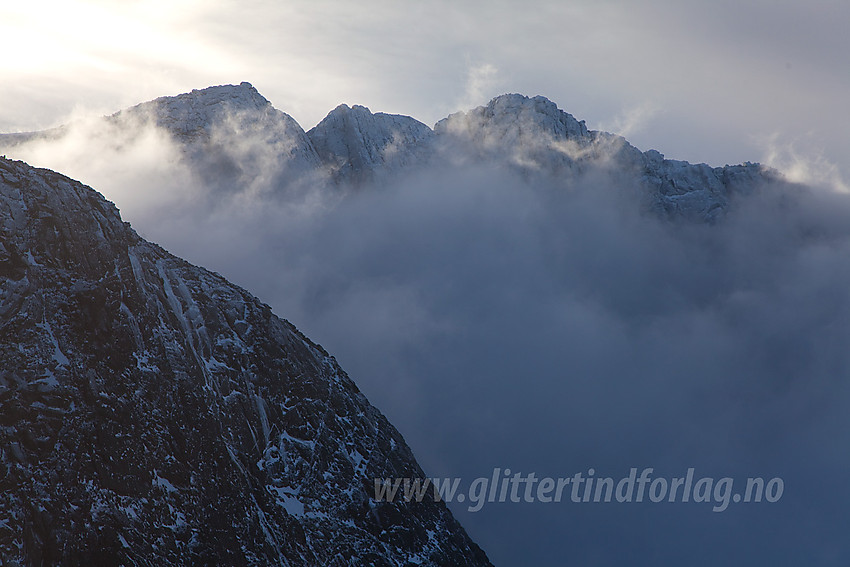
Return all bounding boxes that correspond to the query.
[2,2,849,564]
[125,155,848,565]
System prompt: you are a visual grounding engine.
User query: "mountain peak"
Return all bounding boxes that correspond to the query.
[307,102,433,185]
[486,92,558,112]
[327,103,373,116]
[159,81,270,110]
[435,92,590,144]
[113,82,274,140]
[0,84,774,224]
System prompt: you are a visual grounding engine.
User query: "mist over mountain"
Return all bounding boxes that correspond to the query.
[0,82,776,222]
[3,84,850,566]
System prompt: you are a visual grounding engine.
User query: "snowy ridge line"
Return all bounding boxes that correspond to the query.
[0,84,778,222]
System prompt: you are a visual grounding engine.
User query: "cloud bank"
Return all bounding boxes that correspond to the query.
[6,103,850,564]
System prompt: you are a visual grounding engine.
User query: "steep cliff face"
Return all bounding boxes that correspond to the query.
[0,157,490,566]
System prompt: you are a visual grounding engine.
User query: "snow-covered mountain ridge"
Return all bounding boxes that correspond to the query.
[434,92,771,220]
[0,83,777,221]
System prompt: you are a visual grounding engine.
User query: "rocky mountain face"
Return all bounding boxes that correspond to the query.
[0,157,490,565]
[306,104,434,186]
[434,93,772,221]
[0,84,778,220]
[301,90,777,219]
[113,83,326,197]
[0,83,327,203]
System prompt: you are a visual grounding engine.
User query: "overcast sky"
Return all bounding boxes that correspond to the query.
[1,0,848,186]
[3,2,849,566]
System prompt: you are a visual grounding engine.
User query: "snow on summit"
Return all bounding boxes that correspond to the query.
[307,103,434,185]
[0,84,776,221]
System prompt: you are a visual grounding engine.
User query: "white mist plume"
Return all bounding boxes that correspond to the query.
[599,101,661,139]
[458,62,501,112]
[760,133,849,193]
[2,113,200,228]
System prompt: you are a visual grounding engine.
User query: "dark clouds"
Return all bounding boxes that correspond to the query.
[274,164,850,565]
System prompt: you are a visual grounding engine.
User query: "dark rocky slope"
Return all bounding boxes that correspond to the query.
[0,157,490,566]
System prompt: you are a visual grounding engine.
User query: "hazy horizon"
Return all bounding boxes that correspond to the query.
[2,1,848,188]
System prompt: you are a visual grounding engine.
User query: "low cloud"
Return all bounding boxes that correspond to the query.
[1,114,201,228]
[3,112,850,566]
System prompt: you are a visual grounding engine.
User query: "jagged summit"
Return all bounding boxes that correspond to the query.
[435,92,621,177]
[113,83,325,196]
[0,84,778,221]
[172,81,269,106]
[430,92,774,220]
[130,82,272,116]
[307,103,434,184]
[115,82,278,138]
[436,93,591,146]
